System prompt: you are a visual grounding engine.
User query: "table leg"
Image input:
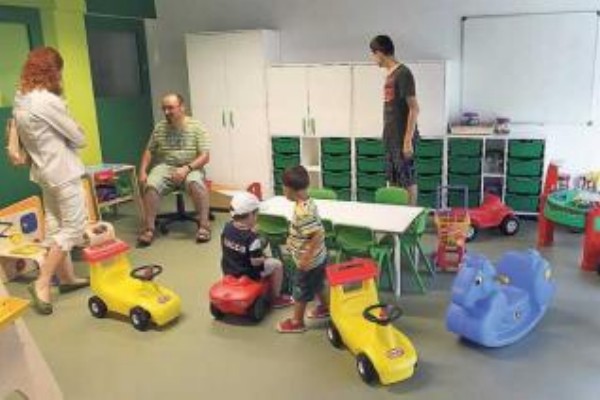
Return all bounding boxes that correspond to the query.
[129,168,144,225]
[394,234,402,299]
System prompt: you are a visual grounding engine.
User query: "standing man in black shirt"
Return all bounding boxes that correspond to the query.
[370,35,420,205]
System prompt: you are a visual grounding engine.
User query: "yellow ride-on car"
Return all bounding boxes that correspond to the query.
[326,259,417,385]
[83,223,181,331]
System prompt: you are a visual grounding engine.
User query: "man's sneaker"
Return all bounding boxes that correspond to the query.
[307,304,330,319]
[272,295,294,309]
[276,318,307,333]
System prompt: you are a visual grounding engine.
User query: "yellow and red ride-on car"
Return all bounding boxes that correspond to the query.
[83,223,181,331]
[326,259,418,385]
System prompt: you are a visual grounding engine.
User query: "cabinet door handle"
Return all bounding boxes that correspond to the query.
[302,118,306,135]
[221,111,226,128]
[229,111,234,129]
[311,118,316,136]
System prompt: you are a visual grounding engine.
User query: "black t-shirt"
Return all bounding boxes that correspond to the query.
[383,64,418,150]
[221,221,264,280]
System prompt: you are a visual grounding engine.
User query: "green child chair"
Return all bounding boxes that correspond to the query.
[333,223,395,292]
[374,186,434,293]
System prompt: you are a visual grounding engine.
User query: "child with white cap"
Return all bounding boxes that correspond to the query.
[220,192,293,308]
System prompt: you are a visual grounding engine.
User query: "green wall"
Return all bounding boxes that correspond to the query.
[0,0,155,207]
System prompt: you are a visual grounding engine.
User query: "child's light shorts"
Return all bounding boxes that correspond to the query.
[261,257,283,278]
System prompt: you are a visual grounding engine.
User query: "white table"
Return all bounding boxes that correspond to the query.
[259,196,425,298]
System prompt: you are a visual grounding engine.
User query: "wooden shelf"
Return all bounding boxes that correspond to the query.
[98,195,134,208]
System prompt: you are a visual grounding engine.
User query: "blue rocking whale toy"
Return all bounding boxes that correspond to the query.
[446,250,555,347]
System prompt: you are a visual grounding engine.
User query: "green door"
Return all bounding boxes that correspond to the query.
[0,6,44,207]
[85,15,154,166]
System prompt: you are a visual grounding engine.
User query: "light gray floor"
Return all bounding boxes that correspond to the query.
[6,206,600,400]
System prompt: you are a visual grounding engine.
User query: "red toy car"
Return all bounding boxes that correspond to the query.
[464,193,520,241]
[209,275,272,322]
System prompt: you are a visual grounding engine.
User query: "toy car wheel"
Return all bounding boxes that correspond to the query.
[250,296,268,322]
[326,321,343,349]
[356,353,379,385]
[466,224,478,242]
[500,215,520,236]
[88,296,108,318]
[210,303,225,320]
[130,307,152,331]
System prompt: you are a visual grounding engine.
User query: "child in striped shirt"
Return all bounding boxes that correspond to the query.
[277,166,330,333]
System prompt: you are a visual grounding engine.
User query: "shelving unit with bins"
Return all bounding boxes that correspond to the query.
[85,164,143,220]
[505,139,545,214]
[271,137,300,195]
[446,138,483,208]
[355,138,387,203]
[415,138,444,208]
[321,138,352,200]
[440,134,545,215]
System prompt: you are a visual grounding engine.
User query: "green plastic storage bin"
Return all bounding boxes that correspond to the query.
[357,188,377,203]
[508,159,543,177]
[506,194,539,213]
[418,190,438,208]
[415,140,443,158]
[273,154,300,169]
[418,175,442,191]
[416,158,443,175]
[273,169,284,186]
[449,139,482,157]
[323,172,351,188]
[321,138,351,155]
[356,139,385,156]
[272,137,300,154]
[357,172,387,190]
[322,155,351,172]
[333,188,352,201]
[448,157,481,174]
[508,140,544,159]
[356,156,385,173]
[448,190,480,208]
[449,174,481,191]
[506,177,542,195]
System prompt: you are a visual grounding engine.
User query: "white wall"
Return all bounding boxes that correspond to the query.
[146,0,600,173]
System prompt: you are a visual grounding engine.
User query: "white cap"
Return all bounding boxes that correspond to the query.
[230,192,260,216]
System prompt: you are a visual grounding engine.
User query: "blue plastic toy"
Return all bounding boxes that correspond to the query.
[446,250,555,347]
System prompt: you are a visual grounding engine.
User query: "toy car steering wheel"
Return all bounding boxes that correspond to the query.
[362,304,403,326]
[130,264,163,281]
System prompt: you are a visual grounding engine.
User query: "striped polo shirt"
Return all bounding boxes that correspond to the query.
[287,198,327,269]
[147,118,210,167]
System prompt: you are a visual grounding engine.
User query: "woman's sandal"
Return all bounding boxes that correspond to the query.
[196,227,211,243]
[27,283,53,315]
[137,228,155,248]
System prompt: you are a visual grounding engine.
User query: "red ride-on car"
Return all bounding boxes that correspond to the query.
[209,275,272,322]
[465,193,520,242]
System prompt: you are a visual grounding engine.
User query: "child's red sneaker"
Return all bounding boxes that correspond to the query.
[272,295,294,309]
[276,318,307,333]
[307,304,330,319]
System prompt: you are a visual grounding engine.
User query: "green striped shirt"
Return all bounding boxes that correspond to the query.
[148,118,210,167]
[287,198,327,269]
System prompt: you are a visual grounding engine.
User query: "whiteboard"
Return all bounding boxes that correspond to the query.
[461,12,599,124]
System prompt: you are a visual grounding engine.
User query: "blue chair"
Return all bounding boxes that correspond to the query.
[446,250,555,347]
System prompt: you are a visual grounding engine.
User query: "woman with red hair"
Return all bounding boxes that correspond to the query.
[13,47,89,315]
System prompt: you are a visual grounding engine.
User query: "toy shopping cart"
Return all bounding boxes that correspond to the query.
[434,186,471,271]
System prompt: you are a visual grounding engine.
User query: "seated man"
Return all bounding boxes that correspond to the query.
[138,93,211,246]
